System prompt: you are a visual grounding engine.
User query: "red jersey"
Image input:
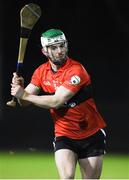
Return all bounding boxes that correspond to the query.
[31,57,106,139]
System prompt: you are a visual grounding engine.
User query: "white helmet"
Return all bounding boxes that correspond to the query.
[41,29,67,48]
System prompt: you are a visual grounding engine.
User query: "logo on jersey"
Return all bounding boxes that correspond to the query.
[43,80,51,86]
[70,75,81,85]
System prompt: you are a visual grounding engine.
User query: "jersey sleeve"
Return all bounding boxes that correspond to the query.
[62,64,91,93]
[30,68,41,88]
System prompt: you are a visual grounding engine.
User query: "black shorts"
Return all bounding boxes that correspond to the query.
[53,129,106,159]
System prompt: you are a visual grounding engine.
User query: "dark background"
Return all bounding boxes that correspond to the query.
[0,0,128,153]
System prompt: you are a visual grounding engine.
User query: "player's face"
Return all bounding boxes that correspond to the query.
[47,42,68,66]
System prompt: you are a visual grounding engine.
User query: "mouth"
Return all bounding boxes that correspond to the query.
[57,53,66,59]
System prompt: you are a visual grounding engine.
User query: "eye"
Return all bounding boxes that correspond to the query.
[49,42,66,51]
[59,42,65,48]
[50,46,57,50]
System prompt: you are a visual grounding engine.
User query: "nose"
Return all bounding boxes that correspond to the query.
[57,47,62,53]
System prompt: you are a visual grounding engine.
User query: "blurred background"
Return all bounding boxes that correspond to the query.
[0,0,128,178]
[1,0,129,153]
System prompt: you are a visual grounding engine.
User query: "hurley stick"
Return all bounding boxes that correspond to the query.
[6,3,41,107]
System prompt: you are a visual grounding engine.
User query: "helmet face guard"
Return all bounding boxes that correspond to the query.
[41,29,67,48]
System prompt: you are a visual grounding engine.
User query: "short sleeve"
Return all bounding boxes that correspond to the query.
[31,68,41,87]
[62,64,91,93]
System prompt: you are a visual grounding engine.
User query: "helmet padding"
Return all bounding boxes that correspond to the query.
[41,29,67,48]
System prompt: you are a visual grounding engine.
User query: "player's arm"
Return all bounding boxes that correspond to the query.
[18,83,40,106]
[11,84,75,109]
[11,72,40,106]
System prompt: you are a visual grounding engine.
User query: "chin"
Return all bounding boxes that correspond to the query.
[53,57,67,66]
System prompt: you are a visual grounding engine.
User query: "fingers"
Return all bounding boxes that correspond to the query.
[12,72,24,86]
[11,83,24,98]
[11,83,19,96]
[13,72,18,77]
[10,72,24,98]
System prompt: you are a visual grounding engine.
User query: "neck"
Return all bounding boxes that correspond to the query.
[51,63,59,72]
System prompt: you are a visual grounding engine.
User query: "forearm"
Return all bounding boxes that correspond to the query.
[11,83,75,109]
[21,91,61,109]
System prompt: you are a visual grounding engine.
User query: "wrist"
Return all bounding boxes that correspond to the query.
[21,90,30,100]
